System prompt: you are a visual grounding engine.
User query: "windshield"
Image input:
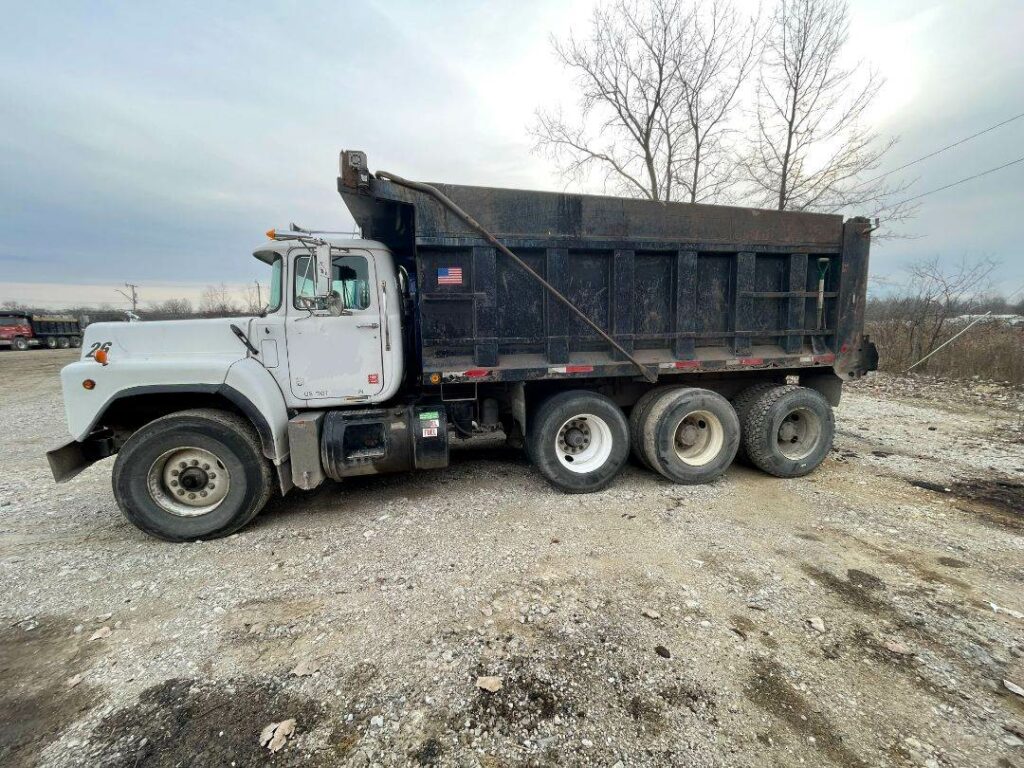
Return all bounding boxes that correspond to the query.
[267,256,283,312]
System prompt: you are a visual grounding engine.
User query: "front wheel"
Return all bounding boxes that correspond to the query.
[12,337,29,351]
[739,385,834,478]
[527,390,630,493]
[112,409,273,541]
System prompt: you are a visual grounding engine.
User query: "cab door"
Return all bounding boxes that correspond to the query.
[285,248,385,401]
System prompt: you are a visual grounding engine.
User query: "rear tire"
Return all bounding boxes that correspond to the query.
[640,388,740,484]
[527,390,630,493]
[112,409,273,542]
[12,337,29,351]
[57,336,70,349]
[739,385,834,478]
[732,382,781,463]
[628,386,678,470]
[45,337,58,349]
[70,336,82,348]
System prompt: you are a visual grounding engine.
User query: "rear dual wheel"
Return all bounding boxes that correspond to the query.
[631,388,740,484]
[735,384,834,478]
[527,391,630,493]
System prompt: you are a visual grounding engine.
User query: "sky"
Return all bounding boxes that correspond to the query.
[1,0,1022,309]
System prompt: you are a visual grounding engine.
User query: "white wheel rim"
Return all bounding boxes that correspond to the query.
[777,407,822,460]
[673,409,725,467]
[146,447,231,517]
[555,413,614,474]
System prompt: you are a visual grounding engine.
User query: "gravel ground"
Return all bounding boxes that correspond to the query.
[1,349,1023,768]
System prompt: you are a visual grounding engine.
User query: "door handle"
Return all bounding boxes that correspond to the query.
[356,322,380,329]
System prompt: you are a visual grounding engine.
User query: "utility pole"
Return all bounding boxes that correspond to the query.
[115,283,139,314]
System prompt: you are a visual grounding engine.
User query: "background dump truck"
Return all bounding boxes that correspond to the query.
[1,312,83,350]
[48,150,877,541]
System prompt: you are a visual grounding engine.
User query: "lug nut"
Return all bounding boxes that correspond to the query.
[188,493,196,499]
[170,480,178,487]
[200,491,208,498]
[209,472,217,479]
[177,489,185,496]
[179,462,187,469]
[208,483,215,490]
[202,463,210,470]
[171,469,179,477]
[191,459,199,466]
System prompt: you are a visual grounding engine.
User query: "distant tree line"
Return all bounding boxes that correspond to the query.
[865,257,1024,384]
[1,282,267,324]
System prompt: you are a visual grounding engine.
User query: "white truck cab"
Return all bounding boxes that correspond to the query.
[48,234,411,541]
[250,237,404,408]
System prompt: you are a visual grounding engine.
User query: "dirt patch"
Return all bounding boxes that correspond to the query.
[909,477,1024,532]
[846,569,885,590]
[745,657,868,768]
[937,557,970,569]
[86,677,329,767]
[801,564,899,620]
[0,616,100,768]
[471,665,569,736]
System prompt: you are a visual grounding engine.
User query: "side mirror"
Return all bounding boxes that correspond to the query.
[325,289,349,317]
[313,243,332,298]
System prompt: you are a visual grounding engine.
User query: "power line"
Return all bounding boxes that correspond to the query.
[856,110,1024,188]
[886,155,1024,210]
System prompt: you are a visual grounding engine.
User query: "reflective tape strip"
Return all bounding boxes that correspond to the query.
[549,365,594,374]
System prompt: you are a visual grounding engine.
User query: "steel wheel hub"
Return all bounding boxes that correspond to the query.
[776,408,822,460]
[673,410,724,467]
[558,419,592,454]
[148,447,230,517]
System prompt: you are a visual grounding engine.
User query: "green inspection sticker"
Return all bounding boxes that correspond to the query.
[419,411,440,420]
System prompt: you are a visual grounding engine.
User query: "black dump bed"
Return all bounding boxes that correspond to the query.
[338,151,876,385]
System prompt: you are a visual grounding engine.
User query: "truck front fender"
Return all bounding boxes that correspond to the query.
[223,357,290,463]
[58,355,290,469]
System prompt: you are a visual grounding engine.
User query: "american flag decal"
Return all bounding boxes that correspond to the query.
[437,266,463,285]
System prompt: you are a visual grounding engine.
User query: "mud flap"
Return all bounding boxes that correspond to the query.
[47,432,115,482]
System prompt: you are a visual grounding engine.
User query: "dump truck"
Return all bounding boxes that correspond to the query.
[0,312,83,350]
[47,150,878,541]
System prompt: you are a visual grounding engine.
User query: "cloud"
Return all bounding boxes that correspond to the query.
[2,0,1022,299]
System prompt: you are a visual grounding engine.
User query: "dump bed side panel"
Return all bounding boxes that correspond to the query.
[339,170,872,385]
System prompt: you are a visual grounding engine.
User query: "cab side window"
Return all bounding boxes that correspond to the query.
[294,253,372,310]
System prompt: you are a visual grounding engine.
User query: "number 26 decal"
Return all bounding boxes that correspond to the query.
[85,341,112,358]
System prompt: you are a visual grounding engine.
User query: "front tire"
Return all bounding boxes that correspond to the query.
[12,337,29,351]
[739,385,834,478]
[527,390,630,493]
[112,409,273,541]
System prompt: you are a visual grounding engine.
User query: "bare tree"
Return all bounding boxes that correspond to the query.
[532,0,690,201]
[147,298,194,318]
[199,284,237,316]
[744,0,910,218]
[671,0,762,203]
[239,283,265,315]
[866,256,998,370]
